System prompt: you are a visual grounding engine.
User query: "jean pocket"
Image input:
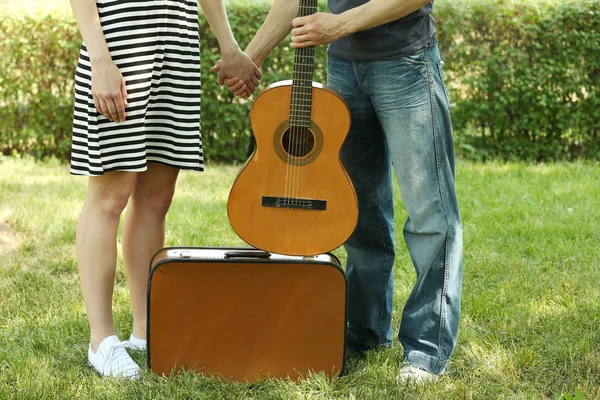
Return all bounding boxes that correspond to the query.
[436,60,451,106]
[398,49,427,66]
[326,56,351,87]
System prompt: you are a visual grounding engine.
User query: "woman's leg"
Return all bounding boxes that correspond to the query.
[122,163,180,340]
[76,172,135,351]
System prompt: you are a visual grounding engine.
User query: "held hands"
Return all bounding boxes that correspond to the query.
[215,12,344,99]
[212,49,262,99]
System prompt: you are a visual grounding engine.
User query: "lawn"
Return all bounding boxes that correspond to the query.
[0,156,599,399]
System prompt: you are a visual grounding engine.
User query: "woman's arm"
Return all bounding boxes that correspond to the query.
[198,0,262,94]
[69,0,127,122]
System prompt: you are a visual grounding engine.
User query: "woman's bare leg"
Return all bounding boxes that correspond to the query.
[76,172,135,351]
[122,163,180,339]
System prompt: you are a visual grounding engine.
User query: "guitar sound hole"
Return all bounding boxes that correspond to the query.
[281,127,315,158]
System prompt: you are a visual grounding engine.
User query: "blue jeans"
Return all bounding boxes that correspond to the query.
[327,41,463,375]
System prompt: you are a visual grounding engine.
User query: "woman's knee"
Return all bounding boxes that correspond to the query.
[130,165,179,216]
[133,186,176,216]
[149,190,175,215]
[97,189,132,219]
[86,175,134,219]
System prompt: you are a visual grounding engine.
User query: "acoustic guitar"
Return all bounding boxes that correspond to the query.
[227,0,358,256]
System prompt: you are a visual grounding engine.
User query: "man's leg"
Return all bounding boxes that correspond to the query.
[327,56,396,353]
[368,44,463,375]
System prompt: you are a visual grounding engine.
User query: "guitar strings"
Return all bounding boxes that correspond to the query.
[290,1,306,208]
[294,43,303,207]
[286,0,316,208]
[294,4,305,208]
[288,36,300,206]
[295,4,305,208]
[302,1,316,207]
[296,0,315,208]
[297,44,310,206]
[289,2,302,208]
[285,34,297,207]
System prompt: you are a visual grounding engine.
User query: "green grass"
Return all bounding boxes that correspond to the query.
[1,156,599,399]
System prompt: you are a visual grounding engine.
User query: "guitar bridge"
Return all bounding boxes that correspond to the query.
[262,196,326,210]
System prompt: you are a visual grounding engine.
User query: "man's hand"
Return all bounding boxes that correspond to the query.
[214,49,262,99]
[291,12,347,48]
[212,51,262,99]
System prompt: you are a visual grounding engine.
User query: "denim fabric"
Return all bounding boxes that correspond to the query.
[327,40,463,375]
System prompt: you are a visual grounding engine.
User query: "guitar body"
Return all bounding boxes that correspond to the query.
[227,80,358,256]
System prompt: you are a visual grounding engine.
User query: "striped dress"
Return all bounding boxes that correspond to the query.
[71,0,203,176]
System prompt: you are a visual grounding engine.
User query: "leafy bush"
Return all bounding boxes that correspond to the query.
[436,0,600,161]
[0,0,598,163]
[0,7,80,161]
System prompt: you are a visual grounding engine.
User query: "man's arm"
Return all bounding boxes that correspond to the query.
[244,0,300,67]
[248,0,430,60]
[219,0,429,97]
[212,0,299,97]
[291,0,431,48]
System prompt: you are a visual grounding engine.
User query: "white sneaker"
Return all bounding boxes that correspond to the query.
[88,335,140,379]
[396,363,439,385]
[127,334,147,351]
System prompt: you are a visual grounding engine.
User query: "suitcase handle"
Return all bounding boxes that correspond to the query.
[224,250,272,259]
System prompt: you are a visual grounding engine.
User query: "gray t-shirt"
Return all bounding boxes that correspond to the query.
[327,0,435,61]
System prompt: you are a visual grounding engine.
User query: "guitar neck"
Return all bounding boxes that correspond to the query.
[290,0,318,128]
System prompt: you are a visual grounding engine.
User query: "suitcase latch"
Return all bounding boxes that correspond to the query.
[179,250,192,258]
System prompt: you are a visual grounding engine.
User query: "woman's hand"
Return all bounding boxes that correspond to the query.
[91,57,128,122]
[214,48,262,98]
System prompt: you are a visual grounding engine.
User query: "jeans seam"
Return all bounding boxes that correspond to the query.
[437,61,451,106]
[351,61,368,92]
[374,153,392,343]
[352,59,390,344]
[426,48,452,364]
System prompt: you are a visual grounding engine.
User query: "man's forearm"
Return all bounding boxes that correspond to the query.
[245,0,299,66]
[338,0,430,37]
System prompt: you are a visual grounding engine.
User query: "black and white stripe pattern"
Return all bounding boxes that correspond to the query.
[71,0,202,176]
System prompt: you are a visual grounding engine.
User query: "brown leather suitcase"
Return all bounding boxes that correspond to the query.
[147,247,347,382]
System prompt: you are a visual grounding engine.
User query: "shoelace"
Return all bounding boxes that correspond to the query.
[127,336,147,350]
[102,340,139,374]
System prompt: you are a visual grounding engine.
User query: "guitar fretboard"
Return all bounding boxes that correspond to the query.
[290,0,318,128]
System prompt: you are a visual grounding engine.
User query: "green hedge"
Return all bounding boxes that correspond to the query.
[436,0,600,161]
[1,0,598,163]
[0,7,81,161]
